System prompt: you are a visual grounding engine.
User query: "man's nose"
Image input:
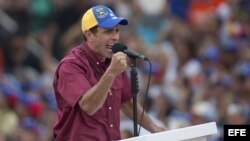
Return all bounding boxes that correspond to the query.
[111,32,119,41]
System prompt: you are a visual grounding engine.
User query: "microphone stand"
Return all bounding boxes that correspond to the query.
[130,58,139,137]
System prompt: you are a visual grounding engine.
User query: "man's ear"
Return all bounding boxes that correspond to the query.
[84,30,95,42]
[84,31,90,40]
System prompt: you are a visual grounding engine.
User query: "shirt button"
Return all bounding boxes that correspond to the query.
[96,62,99,65]
[109,107,112,110]
[109,93,112,96]
[110,124,113,127]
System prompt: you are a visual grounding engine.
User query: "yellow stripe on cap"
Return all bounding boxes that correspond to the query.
[81,8,98,32]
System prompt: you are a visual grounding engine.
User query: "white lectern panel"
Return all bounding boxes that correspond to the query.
[120,122,218,141]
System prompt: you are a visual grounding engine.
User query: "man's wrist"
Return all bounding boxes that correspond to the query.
[151,124,168,133]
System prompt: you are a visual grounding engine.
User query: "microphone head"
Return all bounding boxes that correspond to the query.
[112,43,128,53]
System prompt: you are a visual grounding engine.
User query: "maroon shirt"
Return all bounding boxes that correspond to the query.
[53,43,132,141]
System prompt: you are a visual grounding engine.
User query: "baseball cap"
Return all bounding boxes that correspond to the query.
[81,5,128,32]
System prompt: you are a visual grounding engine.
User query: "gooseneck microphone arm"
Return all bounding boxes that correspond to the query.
[112,43,149,61]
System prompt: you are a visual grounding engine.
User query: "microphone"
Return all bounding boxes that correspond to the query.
[112,43,149,61]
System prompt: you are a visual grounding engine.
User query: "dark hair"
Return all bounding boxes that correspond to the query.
[83,26,98,41]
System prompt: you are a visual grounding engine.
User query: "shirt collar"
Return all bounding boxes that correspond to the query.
[82,43,111,68]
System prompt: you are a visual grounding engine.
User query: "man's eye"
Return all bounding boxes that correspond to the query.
[104,30,112,33]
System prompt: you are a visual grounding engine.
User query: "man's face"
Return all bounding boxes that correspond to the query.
[89,26,120,60]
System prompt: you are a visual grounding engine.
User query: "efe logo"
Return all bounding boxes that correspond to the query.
[228,129,246,136]
[224,125,249,141]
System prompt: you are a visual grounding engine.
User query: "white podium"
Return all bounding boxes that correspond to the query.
[120,122,218,141]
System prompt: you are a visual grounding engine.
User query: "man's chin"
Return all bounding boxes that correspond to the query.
[106,53,113,59]
[106,56,112,59]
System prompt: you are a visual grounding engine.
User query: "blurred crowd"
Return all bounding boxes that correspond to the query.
[0,0,250,141]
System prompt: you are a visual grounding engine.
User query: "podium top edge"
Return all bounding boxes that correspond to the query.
[120,122,218,141]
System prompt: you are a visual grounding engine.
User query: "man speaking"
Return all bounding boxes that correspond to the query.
[53,5,167,141]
